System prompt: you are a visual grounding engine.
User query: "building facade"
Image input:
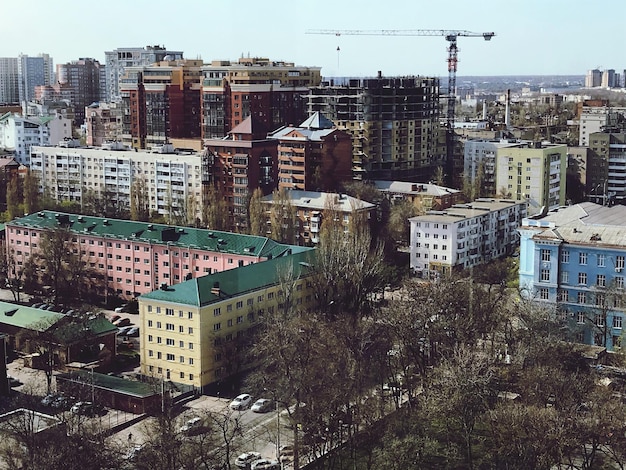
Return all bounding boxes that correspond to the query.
[5,211,303,301]
[260,190,375,245]
[84,102,123,147]
[588,131,626,204]
[495,141,567,215]
[104,46,184,103]
[56,58,102,125]
[138,249,316,391]
[201,57,321,139]
[269,112,353,192]
[306,75,443,181]
[409,199,527,278]
[0,58,19,105]
[518,203,626,351]
[373,180,463,211]
[120,59,203,150]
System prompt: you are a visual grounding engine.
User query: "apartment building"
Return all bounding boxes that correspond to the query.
[260,190,375,245]
[463,138,525,196]
[518,203,626,350]
[203,116,278,231]
[56,58,102,125]
[201,57,321,139]
[373,180,463,211]
[409,199,527,278]
[120,59,203,150]
[138,248,315,391]
[104,46,184,102]
[84,102,123,147]
[269,112,353,192]
[588,131,626,204]
[5,211,304,301]
[494,141,567,215]
[0,113,72,164]
[29,143,203,220]
[0,58,19,104]
[306,75,443,181]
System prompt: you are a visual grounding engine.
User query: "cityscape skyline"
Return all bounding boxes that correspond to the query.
[1,0,624,79]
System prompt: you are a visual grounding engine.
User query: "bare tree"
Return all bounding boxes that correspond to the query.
[248,188,266,236]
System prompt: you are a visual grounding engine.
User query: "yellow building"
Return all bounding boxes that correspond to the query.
[138,249,315,391]
[495,141,567,215]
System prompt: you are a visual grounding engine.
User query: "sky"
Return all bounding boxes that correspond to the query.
[1,0,623,79]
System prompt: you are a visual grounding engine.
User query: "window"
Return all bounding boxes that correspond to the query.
[617,256,625,271]
[166,308,174,316]
[577,292,587,304]
[189,358,194,365]
[214,323,221,331]
[180,356,185,363]
[561,271,569,284]
[540,269,550,282]
[188,312,193,319]
[148,320,153,327]
[539,288,549,300]
[598,254,606,267]
[237,315,243,324]
[541,249,551,262]
[617,277,625,289]
[561,250,570,263]
[166,338,175,346]
[595,314,605,327]
[227,319,233,327]
[214,308,221,316]
[188,327,193,334]
[156,322,162,329]
[577,312,585,324]
[166,323,174,331]
[614,316,623,329]
[189,343,194,349]
[578,272,587,285]
[236,301,243,309]
[597,274,606,287]
[579,252,587,265]
[166,353,175,361]
[179,340,184,347]
[179,325,183,333]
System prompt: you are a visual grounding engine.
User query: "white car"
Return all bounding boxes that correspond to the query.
[251,398,274,413]
[250,459,280,470]
[235,451,261,468]
[230,393,253,410]
[179,416,202,434]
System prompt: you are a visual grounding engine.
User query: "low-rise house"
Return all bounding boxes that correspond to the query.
[373,180,463,211]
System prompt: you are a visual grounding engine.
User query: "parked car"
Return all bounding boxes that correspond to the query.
[250,459,280,470]
[126,327,140,337]
[51,395,72,410]
[251,398,274,413]
[179,416,202,435]
[114,305,127,313]
[235,452,262,469]
[279,445,294,463]
[111,314,121,323]
[113,318,131,327]
[118,326,133,336]
[230,393,253,411]
[71,401,106,416]
[41,393,59,407]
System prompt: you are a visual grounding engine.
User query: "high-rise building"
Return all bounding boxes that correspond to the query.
[57,58,102,125]
[602,69,617,88]
[268,112,353,192]
[588,131,626,204]
[18,54,54,104]
[104,46,184,102]
[306,75,443,182]
[0,58,19,104]
[585,69,602,88]
[201,57,321,139]
[120,59,203,150]
[495,141,567,215]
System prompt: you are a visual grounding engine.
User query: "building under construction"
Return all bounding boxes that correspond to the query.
[306,74,444,181]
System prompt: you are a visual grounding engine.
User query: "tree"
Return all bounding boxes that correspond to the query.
[22,170,40,215]
[269,187,296,244]
[248,188,266,236]
[0,248,23,303]
[130,175,151,222]
[5,175,21,220]
[387,199,418,247]
[203,184,229,231]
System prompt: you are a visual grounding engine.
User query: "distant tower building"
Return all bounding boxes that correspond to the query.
[0,57,19,104]
[18,54,54,104]
[104,46,184,102]
[307,75,443,182]
[602,69,616,88]
[585,69,602,88]
[57,58,102,125]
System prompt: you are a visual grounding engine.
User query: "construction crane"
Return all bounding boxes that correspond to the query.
[306,29,495,180]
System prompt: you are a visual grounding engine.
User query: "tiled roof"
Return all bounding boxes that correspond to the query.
[9,211,301,259]
[141,249,316,307]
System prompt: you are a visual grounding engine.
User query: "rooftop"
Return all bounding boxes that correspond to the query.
[373,180,460,197]
[8,211,302,259]
[57,370,158,398]
[261,191,375,212]
[141,249,316,307]
[410,199,525,223]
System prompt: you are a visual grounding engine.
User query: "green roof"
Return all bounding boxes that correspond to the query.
[0,301,117,339]
[0,223,5,233]
[57,370,157,398]
[141,249,317,306]
[9,211,303,259]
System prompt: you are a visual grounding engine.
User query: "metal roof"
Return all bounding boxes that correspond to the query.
[8,211,299,259]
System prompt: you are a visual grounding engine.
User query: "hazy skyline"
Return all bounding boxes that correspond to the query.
[1,0,622,79]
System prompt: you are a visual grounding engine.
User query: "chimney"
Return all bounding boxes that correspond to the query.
[482,101,487,120]
[505,89,511,129]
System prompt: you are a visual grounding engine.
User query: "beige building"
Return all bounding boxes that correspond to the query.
[495,141,566,215]
[138,249,316,391]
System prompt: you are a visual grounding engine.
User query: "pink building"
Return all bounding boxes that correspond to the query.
[5,211,301,301]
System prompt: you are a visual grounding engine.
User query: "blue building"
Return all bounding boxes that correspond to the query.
[519,203,626,350]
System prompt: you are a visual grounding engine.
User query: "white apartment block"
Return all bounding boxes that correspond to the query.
[409,199,527,278]
[29,143,203,220]
[0,113,72,165]
[579,106,626,147]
